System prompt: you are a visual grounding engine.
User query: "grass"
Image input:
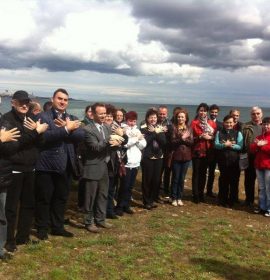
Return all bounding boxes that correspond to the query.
[1,169,270,279]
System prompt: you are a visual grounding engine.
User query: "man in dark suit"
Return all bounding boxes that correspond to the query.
[83,103,112,233]
[35,88,84,240]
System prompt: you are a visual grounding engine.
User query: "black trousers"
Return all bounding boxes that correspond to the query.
[141,158,163,206]
[218,164,240,205]
[161,162,172,196]
[192,157,208,199]
[35,171,71,233]
[206,159,217,194]
[244,157,256,204]
[6,172,35,244]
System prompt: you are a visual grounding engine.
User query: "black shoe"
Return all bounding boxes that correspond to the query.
[5,242,17,253]
[193,196,199,204]
[16,239,40,246]
[0,252,12,261]
[206,192,216,198]
[199,196,205,203]
[150,204,158,209]
[51,229,74,238]
[154,198,164,204]
[107,213,119,219]
[144,204,152,210]
[123,208,134,214]
[115,208,124,216]
[37,231,49,240]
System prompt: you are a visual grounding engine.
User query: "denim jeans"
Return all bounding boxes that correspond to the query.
[256,169,270,211]
[171,161,190,200]
[0,191,7,257]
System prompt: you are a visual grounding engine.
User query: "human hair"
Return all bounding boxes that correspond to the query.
[209,104,220,111]
[223,115,234,122]
[29,101,41,113]
[125,111,138,120]
[250,106,262,113]
[262,117,270,124]
[85,105,92,114]
[43,101,53,112]
[105,104,116,119]
[229,109,240,115]
[196,103,209,113]
[158,105,168,111]
[145,107,158,123]
[173,108,189,125]
[53,88,69,98]
[92,102,106,114]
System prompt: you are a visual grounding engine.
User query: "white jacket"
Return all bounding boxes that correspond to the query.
[124,125,146,168]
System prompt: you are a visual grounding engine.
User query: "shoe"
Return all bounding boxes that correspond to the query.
[0,252,12,261]
[123,208,134,214]
[96,222,113,229]
[36,231,49,240]
[254,207,263,214]
[115,208,124,216]
[172,200,178,207]
[155,198,164,204]
[193,196,199,204]
[85,224,101,233]
[264,211,270,217]
[177,199,184,206]
[206,192,216,198]
[150,204,158,209]
[51,229,74,238]
[16,239,40,246]
[106,213,119,219]
[5,242,17,253]
[144,204,152,210]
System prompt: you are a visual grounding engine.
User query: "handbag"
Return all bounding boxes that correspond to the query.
[239,153,249,170]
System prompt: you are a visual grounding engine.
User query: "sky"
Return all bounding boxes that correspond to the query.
[0,0,270,106]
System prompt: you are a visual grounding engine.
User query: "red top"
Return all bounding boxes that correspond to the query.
[250,131,270,170]
[191,119,217,158]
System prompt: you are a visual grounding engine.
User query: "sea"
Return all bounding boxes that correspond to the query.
[1,96,270,124]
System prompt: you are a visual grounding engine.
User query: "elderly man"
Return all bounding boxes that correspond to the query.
[242,106,263,207]
[35,88,84,240]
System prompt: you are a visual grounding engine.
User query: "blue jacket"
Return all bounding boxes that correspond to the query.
[35,108,85,174]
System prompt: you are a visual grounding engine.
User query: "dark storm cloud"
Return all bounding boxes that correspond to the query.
[130,0,266,69]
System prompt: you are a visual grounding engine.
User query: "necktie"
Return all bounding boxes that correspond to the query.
[99,125,105,139]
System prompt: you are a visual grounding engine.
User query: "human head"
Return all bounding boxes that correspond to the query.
[262,117,270,133]
[145,107,158,126]
[209,104,220,121]
[85,105,93,120]
[173,108,189,126]
[158,105,168,122]
[105,104,116,126]
[223,115,234,130]
[250,106,263,124]
[116,109,125,124]
[196,103,209,119]
[29,101,42,115]
[125,111,138,127]
[11,90,31,115]
[229,109,240,124]
[51,88,69,113]
[43,101,53,112]
[92,102,106,124]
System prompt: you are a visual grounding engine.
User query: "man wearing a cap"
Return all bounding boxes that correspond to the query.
[0,90,48,252]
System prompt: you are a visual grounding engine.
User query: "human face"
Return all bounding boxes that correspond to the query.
[86,108,93,120]
[198,107,207,119]
[105,113,114,126]
[224,117,234,130]
[231,111,240,123]
[126,119,137,127]
[177,112,186,126]
[93,106,106,124]
[11,99,30,115]
[147,114,158,126]
[263,122,270,133]
[210,109,219,120]
[251,109,263,124]
[116,110,124,123]
[158,108,168,122]
[52,92,68,113]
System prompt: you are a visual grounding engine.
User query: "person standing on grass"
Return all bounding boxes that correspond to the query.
[170,108,193,207]
[0,128,20,261]
[250,117,270,216]
[35,88,84,240]
[230,109,243,132]
[191,103,217,204]
[215,115,243,207]
[140,108,166,210]
[1,91,48,253]
[242,106,263,207]
[115,111,146,216]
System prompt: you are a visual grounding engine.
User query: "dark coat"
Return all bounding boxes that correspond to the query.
[35,108,85,174]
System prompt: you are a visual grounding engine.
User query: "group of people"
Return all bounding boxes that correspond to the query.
[0,88,268,262]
